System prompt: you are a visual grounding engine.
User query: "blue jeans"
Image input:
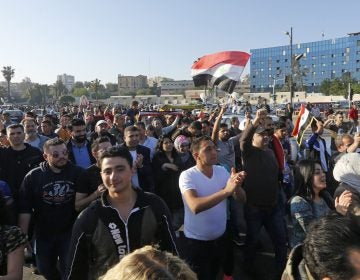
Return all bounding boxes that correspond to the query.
[244,203,287,280]
[35,230,72,280]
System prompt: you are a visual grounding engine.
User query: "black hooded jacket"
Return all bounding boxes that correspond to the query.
[65,189,178,280]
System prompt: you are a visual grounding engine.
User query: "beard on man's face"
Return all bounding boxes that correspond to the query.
[99,130,108,137]
[74,135,86,143]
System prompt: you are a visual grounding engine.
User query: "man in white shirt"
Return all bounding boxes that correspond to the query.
[135,121,158,160]
[179,135,246,280]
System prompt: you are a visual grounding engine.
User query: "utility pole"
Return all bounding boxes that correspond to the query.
[285,27,294,106]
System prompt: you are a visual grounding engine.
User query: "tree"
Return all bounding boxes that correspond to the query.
[53,80,67,99]
[84,81,91,89]
[73,87,89,97]
[90,79,101,101]
[320,79,332,95]
[59,95,75,104]
[74,81,84,88]
[292,60,309,91]
[27,84,44,105]
[150,82,160,96]
[18,77,33,98]
[1,66,15,101]
[105,83,118,93]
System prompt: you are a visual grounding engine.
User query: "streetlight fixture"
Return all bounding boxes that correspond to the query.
[285,27,293,106]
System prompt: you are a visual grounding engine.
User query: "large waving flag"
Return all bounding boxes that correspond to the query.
[292,104,315,145]
[191,51,250,93]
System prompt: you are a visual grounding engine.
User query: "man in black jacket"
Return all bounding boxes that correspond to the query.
[18,138,84,280]
[0,124,43,212]
[240,109,287,280]
[119,125,154,192]
[75,136,113,212]
[65,146,178,280]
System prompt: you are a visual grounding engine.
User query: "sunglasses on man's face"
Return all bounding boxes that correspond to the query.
[49,150,68,158]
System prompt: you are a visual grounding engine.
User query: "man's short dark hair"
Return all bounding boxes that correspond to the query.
[310,119,323,130]
[335,111,343,116]
[131,100,139,107]
[303,214,360,280]
[91,136,111,152]
[201,120,210,126]
[68,118,85,131]
[124,125,139,134]
[99,146,133,169]
[43,137,65,153]
[274,121,287,130]
[134,121,146,130]
[230,116,239,124]
[25,111,36,118]
[190,135,213,154]
[41,120,53,126]
[219,123,228,129]
[189,121,202,131]
[6,123,24,134]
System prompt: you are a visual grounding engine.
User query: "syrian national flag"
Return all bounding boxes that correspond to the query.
[191,51,250,93]
[292,104,315,145]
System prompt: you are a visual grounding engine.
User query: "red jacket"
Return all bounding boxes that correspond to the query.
[349,108,358,121]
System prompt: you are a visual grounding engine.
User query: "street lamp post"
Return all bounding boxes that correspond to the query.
[285,27,294,106]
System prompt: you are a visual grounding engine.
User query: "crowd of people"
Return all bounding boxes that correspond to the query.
[0,99,360,280]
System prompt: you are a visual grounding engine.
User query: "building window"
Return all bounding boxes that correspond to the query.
[307,47,310,53]
[357,40,360,46]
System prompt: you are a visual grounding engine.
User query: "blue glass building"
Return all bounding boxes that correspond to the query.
[250,32,360,92]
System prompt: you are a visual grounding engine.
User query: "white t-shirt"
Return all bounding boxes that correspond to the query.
[179,165,229,241]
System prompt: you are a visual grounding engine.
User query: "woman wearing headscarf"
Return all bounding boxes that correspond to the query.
[173,135,195,171]
[333,152,360,216]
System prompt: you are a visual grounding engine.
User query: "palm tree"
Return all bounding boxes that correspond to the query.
[90,78,101,102]
[1,66,15,101]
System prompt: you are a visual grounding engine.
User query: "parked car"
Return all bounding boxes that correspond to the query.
[2,109,24,123]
